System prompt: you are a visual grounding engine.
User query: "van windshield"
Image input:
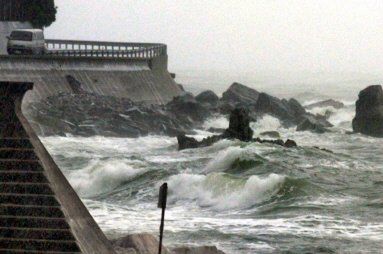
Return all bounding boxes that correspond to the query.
[10,31,33,41]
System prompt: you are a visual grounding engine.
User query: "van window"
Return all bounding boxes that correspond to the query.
[10,31,33,41]
[34,32,44,40]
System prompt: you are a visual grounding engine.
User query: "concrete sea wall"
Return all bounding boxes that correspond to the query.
[0,55,182,108]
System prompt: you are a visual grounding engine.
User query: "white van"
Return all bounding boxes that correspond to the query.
[7,29,46,55]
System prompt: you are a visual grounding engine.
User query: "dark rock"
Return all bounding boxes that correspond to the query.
[173,246,226,254]
[195,90,219,105]
[178,107,253,150]
[306,99,344,110]
[177,134,200,150]
[65,75,87,94]
[177,134,222,150]
[24,92,198,137]
[222,107,253,141]
[178,107,298,150]
[167,93,210,122]
[255,93,296,125]
[352,85,383,137]
[288,98,306,117]
[284,139,297,148]
[221,82,259,106]
[296,116,329,133]
[111,233,171,254]
[259,131,281,139]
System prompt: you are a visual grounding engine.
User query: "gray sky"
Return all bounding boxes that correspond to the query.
[46,0,383,74]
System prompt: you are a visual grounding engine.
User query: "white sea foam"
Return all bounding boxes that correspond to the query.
[66,158,146,197]
[202,115,229,130]
[204,146,245,172]
[251,115,282,135]
[167,173,285,210]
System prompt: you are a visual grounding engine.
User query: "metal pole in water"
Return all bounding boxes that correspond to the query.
[158,183,168,254]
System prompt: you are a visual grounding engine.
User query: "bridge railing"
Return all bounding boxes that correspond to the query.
[45,39,167,59]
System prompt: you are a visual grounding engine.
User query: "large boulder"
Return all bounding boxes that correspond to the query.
[221,83,259,106]
[296,115,330,134]
[255,93,296,125]
[195,90,219,106]
[111,233,171,254]
[288,98,306,117]
[167,93,210,122]
[352,85,383,137]
[306,99,344,110]
[177,107,253,150]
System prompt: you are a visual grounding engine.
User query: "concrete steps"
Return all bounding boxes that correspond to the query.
[0,238,80,252]
[0,137,82,252]
[0,227,75,241]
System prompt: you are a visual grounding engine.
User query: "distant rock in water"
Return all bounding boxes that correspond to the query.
[178,107,297,150]
[178,107,253,150]
[221,82,259,106]
[352,85,383,137]
[296,115,330,134]
[255,93,297,126]
[173,246,226,254]
[305,99,344,110]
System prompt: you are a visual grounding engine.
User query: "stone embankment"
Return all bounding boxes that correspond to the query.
[26,82,333,137]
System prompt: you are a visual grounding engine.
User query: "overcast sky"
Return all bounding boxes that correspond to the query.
[46,0,383,75]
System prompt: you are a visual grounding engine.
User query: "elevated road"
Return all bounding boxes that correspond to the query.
[0,39,182,105]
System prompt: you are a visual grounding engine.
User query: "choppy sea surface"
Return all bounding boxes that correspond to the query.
[41,71,383,253]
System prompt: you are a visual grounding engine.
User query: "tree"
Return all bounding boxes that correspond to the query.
[22,0,57,28]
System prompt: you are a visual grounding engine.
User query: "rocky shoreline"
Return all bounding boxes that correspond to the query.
[25,82,337,138]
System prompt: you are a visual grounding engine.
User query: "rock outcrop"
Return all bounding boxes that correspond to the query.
[195,90,219,106]
[221,82,259,106]
[178,107,297,150]
[255,93,297,126]
[305,99,344,110]
[352,85,383,137]
[223,107,253,141]
[177,107,252,150]
[296,116,330,134]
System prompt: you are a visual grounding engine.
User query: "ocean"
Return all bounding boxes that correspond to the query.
[40,71,383,253]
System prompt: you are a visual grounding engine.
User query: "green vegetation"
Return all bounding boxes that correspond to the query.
[21,0,57,28]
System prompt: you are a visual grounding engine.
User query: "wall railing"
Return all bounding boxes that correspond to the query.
[45,39,167,59]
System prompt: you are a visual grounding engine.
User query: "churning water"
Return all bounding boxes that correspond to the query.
[40,71,383,253]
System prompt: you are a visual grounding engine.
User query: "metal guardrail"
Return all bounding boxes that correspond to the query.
[45,39,167,59]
